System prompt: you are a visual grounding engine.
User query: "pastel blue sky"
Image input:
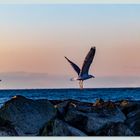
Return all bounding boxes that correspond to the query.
[0,0,140,4]
[0,4,140,89]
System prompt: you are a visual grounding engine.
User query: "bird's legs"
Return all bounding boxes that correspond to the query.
[79,80,83,89]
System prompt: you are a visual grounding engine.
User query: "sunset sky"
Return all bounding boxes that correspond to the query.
[0,4,140,89]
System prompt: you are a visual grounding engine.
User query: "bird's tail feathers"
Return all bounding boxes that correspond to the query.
[70,77,78,81]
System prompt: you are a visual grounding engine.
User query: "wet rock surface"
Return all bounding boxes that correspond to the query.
[0,117,18,136]
[0,96,140,136]
[0,95,57,135]
[125,110,140,136]
[96,122,134,136]
[40,118,87,136]
[64,102,126,134]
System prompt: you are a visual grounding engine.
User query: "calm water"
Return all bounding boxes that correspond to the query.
[0,88,140,106]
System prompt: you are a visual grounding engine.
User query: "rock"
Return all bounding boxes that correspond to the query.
[0,117,18,136]
[97,122,134,136]
[127,109,140,118]
[55,100,93,116]
[70,100,94,113]
[118,100,139,116]
[55,100,70,116]
[74,105,93,113]
[93,98,104,107]
[120,100,129,107]
[64,109,88,132]
[0,95,57,135]
[120,100,140,135]
[64,103,126,135]
[126,111,140,136]
[2,96,139,136]
[49,100,64,105]
[128,120,140,136]
[40,118,87,136]
[94,100,116,109]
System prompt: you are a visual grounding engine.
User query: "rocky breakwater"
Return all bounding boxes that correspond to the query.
[0,95,57,136]
[0,95,140,136]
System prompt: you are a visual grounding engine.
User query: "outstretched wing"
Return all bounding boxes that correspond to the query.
[80,47,96,76]
[64,56,80,75]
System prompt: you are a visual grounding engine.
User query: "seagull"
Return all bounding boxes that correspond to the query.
[65,47,96,89]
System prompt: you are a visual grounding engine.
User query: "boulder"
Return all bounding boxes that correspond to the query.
[93,98,104,107]
[71,100,94,113]
[49,100,64,105]
[93,100,116,109]
[65,109,88,132]
[126,111,140,136]
[122,100,140,135]
[55,100,70,116]
[0,95,57,135]
[55,99,93,116]
[96,122,134,136]
[118,100,140,116]
[64,103,126,135]
[74,105,93,113]
[40,118,87,136]
[0,117,18,136]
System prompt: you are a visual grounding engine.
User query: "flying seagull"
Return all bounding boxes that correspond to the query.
[65,47,96,89]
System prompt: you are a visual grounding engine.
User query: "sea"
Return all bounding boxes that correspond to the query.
[0,88,140,107]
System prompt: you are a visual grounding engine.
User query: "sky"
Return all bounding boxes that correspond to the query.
[0,4,140,89]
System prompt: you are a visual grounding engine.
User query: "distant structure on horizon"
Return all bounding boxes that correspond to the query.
[65,47,96,89]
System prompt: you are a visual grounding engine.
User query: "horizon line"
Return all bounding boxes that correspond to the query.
[0,86,140,90]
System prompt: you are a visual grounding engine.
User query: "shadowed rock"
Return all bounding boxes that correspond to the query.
[55,100,70,116]
[64,101,126,135]
[93,99,116,109]
[93,98,104,107]
[117,100,140,116]
[0,117,18,136]
[96,122,134,136]
[0,95,57,135]
[0,95,140,136]
[55,99,94,117]
[126,111,140,136]
[40,118,87,136]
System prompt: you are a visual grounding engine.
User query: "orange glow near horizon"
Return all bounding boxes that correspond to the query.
[0,4,140,78]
